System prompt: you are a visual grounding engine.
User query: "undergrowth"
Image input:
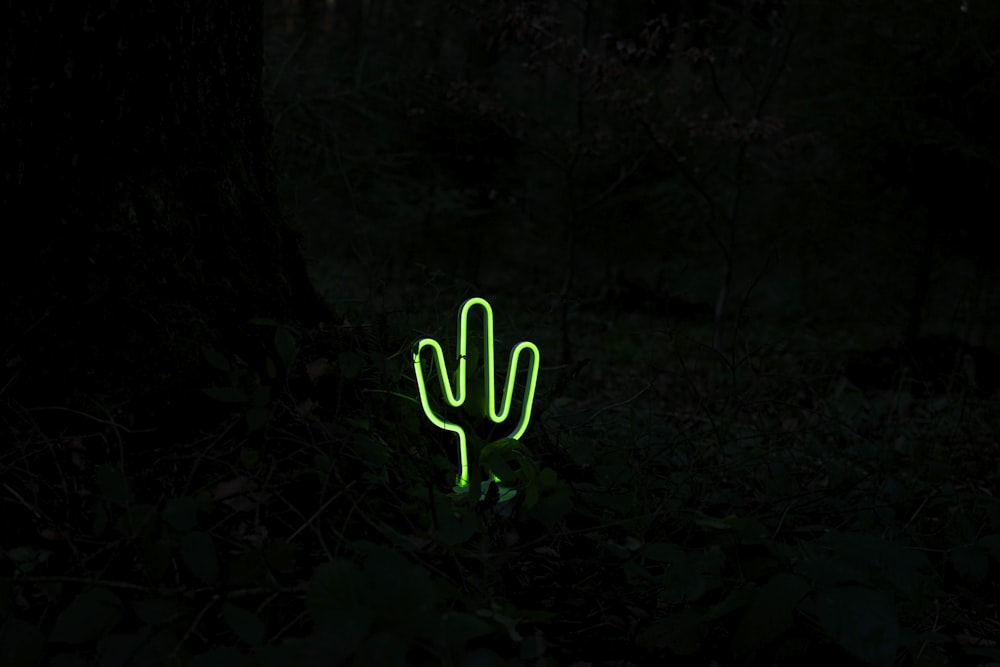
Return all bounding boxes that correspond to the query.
[2,301,999,667]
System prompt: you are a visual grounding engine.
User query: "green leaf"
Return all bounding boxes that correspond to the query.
[142,542,172,581]
[91,503,109,536]
[222,603,265,647]
[244,406,270,433]
[638,609,704,654]
[0,618,44,667]
[255,643,307,667]
[523,482,539,509]
[689,511,744,531]
[434,491,478,546]
[530,480,572,529]
[978,533,1000,560]
[364,550,437,635]
[202,387,250,404]
[313,452,332,475]
[963,647,1000,662]
[355,631,408,667]
[265,357,277,380]
[97,631,149,666]
[251,385,270,408]
[307,560,373,661]
[338,349,365,380]
[440,612,494,647]
[189,647,253,667]
[873,541,931,601]
[732,573,810,662]
[201,347,231,372]
[228,551,265,588]
[115,504,156,539]
[701,589,754,622]
[486,456,517,484]
[240,447,259,468]
[520,632,545,660]
[642,542,684,563]
[496,484,517,504]
[657,546,724,604]
[350,434,390,468]
[133,629,181,666]
[812,585,900,667]
[275,327,297,369]
[265,541,297,573]
[180,531,219,583]
[96,465,131,506]
[133,598,184,626]
[5,546,51,576]
[163,496,199,533]
[461,647,506,667]
[951,545,989,584]
[307,560,372,628]
[50,588,123,645]
[480,438,528,481]
[50,655,87,667]
[0,581,12,619]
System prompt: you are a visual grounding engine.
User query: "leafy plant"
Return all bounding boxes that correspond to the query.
[200,318,299,433]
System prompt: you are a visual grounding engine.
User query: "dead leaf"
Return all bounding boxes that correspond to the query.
[306,357,330,383]
[222,494,255,512]
[213,476,252,500]
[296,398,317,417]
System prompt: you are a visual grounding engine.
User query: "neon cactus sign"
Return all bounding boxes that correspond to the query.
[412,297,540,492]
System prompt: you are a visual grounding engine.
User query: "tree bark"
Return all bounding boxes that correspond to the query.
[1,1,328,428]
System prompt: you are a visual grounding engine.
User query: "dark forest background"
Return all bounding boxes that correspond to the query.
[267,0,1000,363]
[2,1,1000,665]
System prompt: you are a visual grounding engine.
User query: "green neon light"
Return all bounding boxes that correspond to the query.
[412,297,540,490]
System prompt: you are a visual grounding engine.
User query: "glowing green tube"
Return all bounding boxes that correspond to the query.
[412,297,540,489]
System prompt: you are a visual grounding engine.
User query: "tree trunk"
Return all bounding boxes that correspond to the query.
[1,1,328,428]
[904,213,934,348]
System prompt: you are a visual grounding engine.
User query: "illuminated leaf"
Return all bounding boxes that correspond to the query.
[50,588,122,645]
[133,598,183,626]
[245,406,270,433]
[96,465,130,506]
[201,347,231,372]
[189,647,252,667]
[274,326,297,369]
[202,387,249,404]
[163,496,198,532]
[812,586,900,667]
[355,631,407,667]
[0,619,44,667]
[222,603,265,647]
[732,573,809,662]
[180,532,219,583]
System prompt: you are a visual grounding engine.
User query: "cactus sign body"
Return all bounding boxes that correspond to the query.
[412,297,540,491]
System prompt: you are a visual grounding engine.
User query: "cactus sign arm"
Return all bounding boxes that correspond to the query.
[412,297,540,490]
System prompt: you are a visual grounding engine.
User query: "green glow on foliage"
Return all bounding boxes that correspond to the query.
[413,297,540,490]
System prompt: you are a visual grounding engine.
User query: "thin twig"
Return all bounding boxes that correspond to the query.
[287,480,356,544]
[27,406,157,434]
